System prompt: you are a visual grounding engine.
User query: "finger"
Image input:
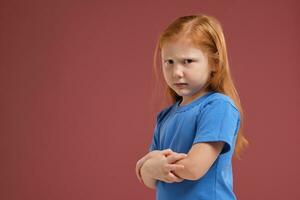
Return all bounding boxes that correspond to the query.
[162,174,174,183]
[170,171,184,182]
[164,151,186,159]
[135,164,142,181]
[137,159,146,170]
[135,160,143,175]
[166,154,187,163]
[161,148,173,156]
[171,171,184,182]
[158,175,172,183]
[135,159,148,181]
[176,178,184,182]
[165,164,185,171]
[167,172,182,183]
[163,178,172,183]
[172,174,184,182]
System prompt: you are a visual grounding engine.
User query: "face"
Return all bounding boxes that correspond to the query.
[161,38,214,106]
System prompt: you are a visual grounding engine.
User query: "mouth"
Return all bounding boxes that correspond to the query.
[174,83,188,85]
[174,83,188,88]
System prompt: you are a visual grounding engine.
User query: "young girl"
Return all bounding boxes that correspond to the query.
[135,14,249,200]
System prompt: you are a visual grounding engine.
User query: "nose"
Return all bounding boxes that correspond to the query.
[173,64,184,78]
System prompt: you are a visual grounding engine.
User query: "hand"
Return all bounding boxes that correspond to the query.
[135,149,173,183]
[141,150,188,183]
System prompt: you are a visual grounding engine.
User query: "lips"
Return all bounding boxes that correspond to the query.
[174,83,188,85]
[174,83,188,88]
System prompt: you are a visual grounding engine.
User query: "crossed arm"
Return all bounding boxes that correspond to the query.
[135,141,225,189]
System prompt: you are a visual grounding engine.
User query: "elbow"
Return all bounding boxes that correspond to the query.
[142,178,157,189]
[176,160,204,181]
[148,183,156,190]
[189,171,203,181]
[143,181,155,189]
[188,165,206,181]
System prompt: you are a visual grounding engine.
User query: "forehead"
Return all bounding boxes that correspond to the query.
[161,39,205,59]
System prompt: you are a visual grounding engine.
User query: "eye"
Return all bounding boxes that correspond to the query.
[164,60,174,65]
[184,59,194,64]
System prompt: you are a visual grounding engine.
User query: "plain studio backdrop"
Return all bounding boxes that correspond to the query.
[0,0,299,199]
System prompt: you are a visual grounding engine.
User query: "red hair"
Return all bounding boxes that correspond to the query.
[150,14,249,160]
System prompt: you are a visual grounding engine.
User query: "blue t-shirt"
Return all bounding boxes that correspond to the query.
[148,91,240,200]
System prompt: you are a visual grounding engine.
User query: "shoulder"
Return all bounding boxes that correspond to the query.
[200,92,240,114]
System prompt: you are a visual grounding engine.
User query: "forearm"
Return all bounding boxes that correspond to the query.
[140,162,157,189]
[136,152,156,184]
[171,158,196,180]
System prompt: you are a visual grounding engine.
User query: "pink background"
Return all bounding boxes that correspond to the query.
[1,0,299,199]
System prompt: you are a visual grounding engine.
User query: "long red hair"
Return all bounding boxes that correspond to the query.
[149,14,249,160]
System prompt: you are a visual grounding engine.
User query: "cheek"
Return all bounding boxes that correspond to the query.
[162,69,171,82]
[187,69,202,79]
[188,69,209,83]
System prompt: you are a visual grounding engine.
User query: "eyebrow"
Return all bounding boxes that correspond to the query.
[163,57,198,61]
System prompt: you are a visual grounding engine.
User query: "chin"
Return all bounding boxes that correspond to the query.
[175,91,192,97]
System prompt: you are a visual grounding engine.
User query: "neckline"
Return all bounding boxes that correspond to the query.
[175,91,215,112]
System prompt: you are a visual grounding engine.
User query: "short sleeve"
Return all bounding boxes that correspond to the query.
[148,110,164,152]
[193,99,240,155]
[148,123,159,151]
